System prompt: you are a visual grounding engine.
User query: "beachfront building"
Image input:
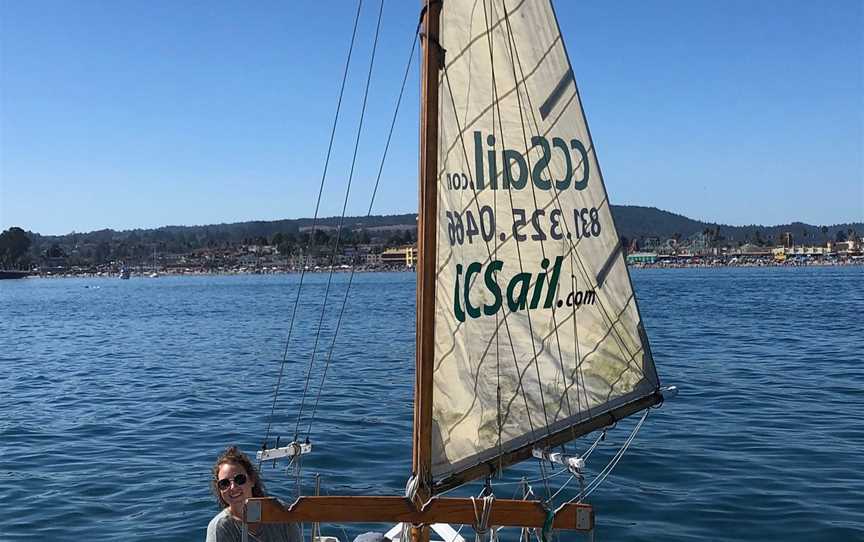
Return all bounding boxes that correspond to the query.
[626,252,657,265]
[735,243,773,257]
[365,252,382,267]
[786,246,828,257]
[831,239,862,256]
[380,245,417,268]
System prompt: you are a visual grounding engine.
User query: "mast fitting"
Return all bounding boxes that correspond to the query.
[531,448,585,475]
[418,0,446,67]
[660,385,679,402]
[256,441,313,463]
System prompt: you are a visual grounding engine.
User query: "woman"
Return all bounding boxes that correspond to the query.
[206,446,302,542]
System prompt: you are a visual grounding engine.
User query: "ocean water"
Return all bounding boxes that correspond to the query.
[1,267,862,541]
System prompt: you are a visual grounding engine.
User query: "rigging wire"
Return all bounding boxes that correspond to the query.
[303,0,421,440]
[570,409,649,502]
[481,0,553,441]
[440,43,540,446]
[433,0,568,493]
[501,2,644,375]
[262,0,365,458]
[493,0,576,425]
[546,474,576,502]
[429,0,545,460]
[292,0,387,443]
[495,0,585,449]
[480,0,553,500]
[499,0,655,433]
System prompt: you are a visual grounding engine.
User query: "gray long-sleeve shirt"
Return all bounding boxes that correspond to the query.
[205,508,302,542]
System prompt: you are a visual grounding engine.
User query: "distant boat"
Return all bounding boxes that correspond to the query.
[149,247,159,277]
[0,270,29,280]
[119,267,130,280]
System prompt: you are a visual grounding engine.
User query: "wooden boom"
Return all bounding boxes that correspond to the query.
[245,497,594,531]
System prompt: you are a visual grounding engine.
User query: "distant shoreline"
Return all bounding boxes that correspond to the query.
[629,258,863,270]
[18,257,862,280]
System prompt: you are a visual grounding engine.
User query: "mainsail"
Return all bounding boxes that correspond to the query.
[431,0,660,483]
[245,2,666,535]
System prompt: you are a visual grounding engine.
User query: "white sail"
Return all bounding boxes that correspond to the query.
[431,0,660,482]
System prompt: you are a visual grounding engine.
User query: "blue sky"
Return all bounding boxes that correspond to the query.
[1,0,861,235]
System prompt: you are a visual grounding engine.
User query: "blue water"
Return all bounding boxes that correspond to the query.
[1,267,862,541]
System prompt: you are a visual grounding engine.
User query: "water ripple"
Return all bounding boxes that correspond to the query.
[0,269,862,541]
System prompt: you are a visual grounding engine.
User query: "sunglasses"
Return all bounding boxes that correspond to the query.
[216,473,248,491]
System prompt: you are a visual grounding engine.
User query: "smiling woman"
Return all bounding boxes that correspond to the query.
[207,446,302,542]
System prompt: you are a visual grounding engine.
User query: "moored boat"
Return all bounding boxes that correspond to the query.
[0,270,29,280]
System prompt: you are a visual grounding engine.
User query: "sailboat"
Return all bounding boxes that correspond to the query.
[246,0,674,539]
[149,247,159,278]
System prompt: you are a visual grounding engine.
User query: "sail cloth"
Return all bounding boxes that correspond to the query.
[431,0,660,482]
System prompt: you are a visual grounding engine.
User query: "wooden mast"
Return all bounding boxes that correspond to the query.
[243,1,596,535]
[413,0,441,505]
[412,3,442,540]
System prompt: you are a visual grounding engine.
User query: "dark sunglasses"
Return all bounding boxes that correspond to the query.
[216,473,248,490]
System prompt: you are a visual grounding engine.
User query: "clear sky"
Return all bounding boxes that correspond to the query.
[1,0,862,236]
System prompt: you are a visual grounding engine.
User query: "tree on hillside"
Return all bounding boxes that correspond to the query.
[47,243,66,258]
[754,230,765,246]
[94,242,111,264]
[620,236,630,254]
[312,229,331,247]
[387,232,404,247]
[0,227,31,268]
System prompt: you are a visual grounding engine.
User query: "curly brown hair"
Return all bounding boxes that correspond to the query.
[210,445,268,508]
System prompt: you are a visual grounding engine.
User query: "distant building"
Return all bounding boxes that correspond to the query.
[640,237,661,251]
[626,252,657,265]
[687,231,710,254]
[737,243,772,257]
[772,247,787,262]
[787,246,827,256]
[288,253,321,269]
[365,252,382,266]
[381,245,417,268]
[833,240,861,255]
